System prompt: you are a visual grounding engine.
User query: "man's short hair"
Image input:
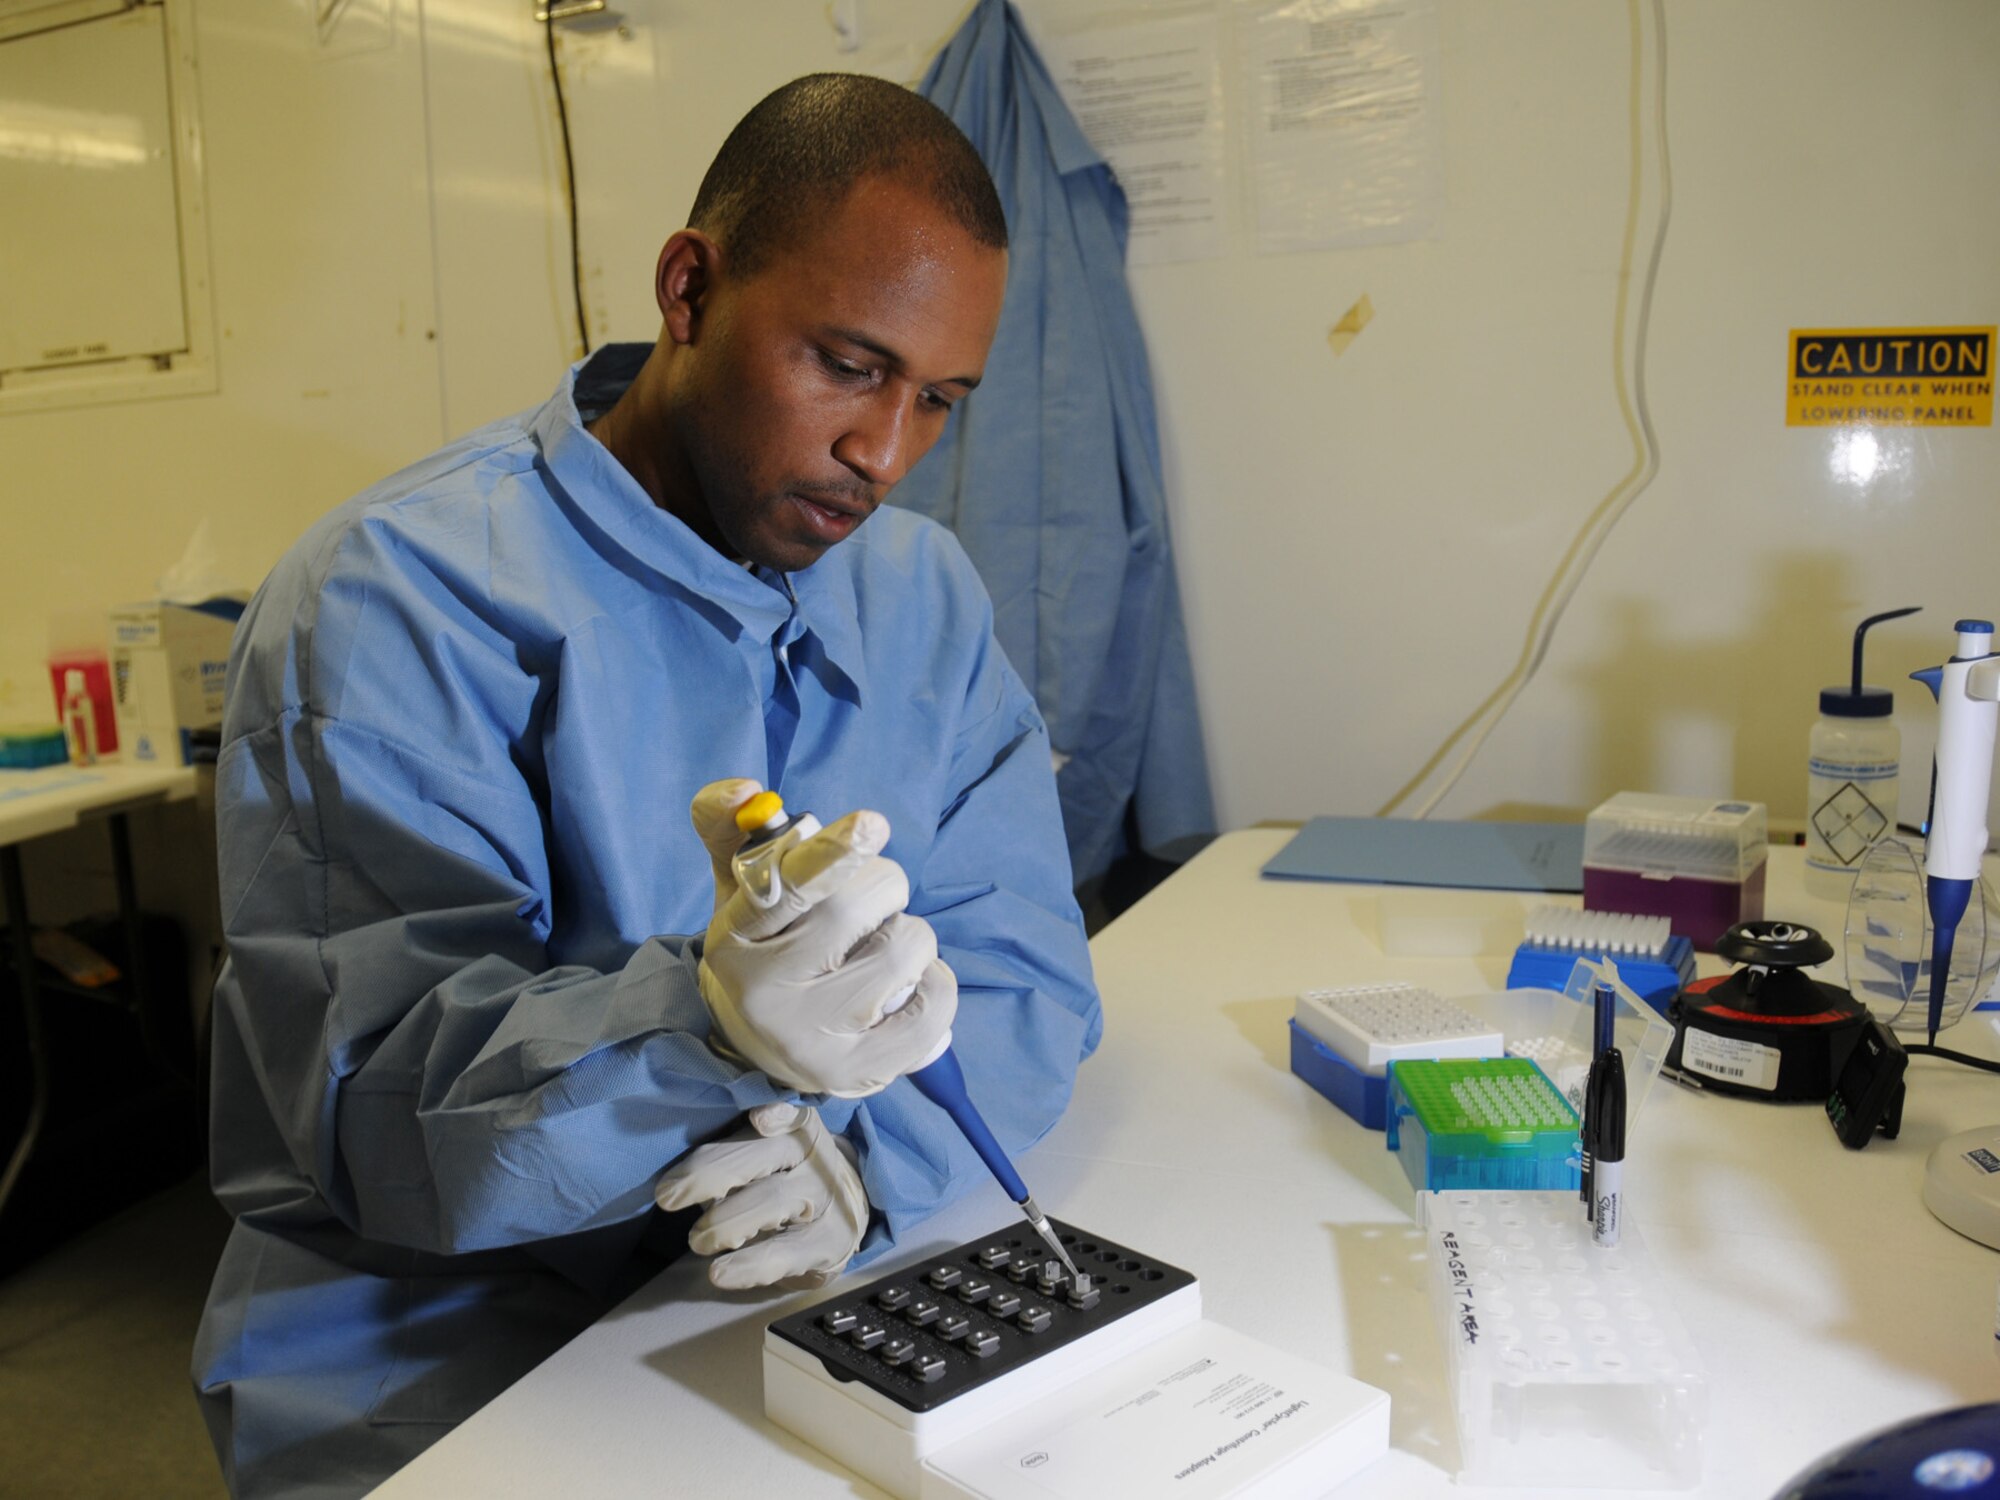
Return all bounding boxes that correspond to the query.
[690,73,1007,278]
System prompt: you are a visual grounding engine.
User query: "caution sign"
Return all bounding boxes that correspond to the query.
[1788,326,1994,426]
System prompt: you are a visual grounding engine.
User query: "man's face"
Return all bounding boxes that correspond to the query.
[670,175,1008,572]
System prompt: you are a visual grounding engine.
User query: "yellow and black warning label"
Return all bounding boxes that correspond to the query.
[1788,326,1993,426]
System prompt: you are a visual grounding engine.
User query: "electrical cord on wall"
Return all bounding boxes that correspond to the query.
[1379,0,1673,820]
[546,15,592,358]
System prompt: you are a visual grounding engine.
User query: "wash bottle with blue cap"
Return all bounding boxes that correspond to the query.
[731,791,1085,1282]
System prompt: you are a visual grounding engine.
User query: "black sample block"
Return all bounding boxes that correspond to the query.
[767,1221,1195,1415]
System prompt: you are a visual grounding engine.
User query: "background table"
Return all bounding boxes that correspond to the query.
[0,763,198,1224]
[374,833,2000,1498]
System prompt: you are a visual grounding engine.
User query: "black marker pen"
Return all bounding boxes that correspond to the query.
[1593,1047,1626,1249]
[1581,1053,1598,1219]
[1582,982,1614,1218]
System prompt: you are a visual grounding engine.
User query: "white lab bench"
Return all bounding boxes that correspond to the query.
[0,762,200,1222]
[370,834,2000,1499]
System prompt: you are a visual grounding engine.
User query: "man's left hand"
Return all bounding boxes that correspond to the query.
[654,1102,869,1289]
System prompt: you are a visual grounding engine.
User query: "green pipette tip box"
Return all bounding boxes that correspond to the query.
[0,726,68,770]
[1384,1057,1581,1194]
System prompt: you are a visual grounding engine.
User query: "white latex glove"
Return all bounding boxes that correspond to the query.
[690,777,764,911]
[689,781,956,1099]
[654,1102,869,1289]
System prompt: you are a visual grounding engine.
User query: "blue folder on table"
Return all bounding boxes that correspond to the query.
[1261,816,1585,893]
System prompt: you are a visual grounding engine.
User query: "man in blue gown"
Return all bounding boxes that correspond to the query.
[193,73,1099,1499]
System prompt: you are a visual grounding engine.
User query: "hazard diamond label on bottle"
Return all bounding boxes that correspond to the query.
[1810,782,1889,866]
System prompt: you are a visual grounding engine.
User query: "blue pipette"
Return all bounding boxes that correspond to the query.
[902,1050,1081,1282]
[1911,620,2000,1044]
[731,792,1083,1282]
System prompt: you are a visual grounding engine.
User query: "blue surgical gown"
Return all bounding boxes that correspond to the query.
[900,0,1218,886]
[191,349,1102,1499]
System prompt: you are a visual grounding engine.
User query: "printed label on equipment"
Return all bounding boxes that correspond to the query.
[1696,802,1754,826]
[1680,1029,1781,1091]
[1787,326,1994,427]
[924,1322,1388,1499]
[1966,1146,2000,1176]
[1807,759,1897,780]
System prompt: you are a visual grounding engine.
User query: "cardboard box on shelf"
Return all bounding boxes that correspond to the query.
[109,599,242,766]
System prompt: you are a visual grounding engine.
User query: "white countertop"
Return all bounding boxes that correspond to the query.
[374,832,2000,1499]
[0,761,198,847]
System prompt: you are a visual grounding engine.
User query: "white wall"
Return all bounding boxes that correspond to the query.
[4,0,1996,843]
[0,0,445,716]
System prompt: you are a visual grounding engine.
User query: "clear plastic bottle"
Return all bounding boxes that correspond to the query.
[1806,704,1898,897]
[1805,607,1916,900]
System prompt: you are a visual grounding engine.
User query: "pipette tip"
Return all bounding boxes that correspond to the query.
[1020,1196,1082,1282]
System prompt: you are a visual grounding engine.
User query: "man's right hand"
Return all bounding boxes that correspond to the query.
[691,783,956,1099]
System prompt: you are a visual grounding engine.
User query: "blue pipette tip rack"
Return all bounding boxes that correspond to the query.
[1289,985,1505,1131]
[1509,935,1694,1016]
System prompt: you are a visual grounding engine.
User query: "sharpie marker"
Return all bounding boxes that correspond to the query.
[1592,1047,1627,1249]
[1582,982,1615,1218]
[1580,1072,1596,1221]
